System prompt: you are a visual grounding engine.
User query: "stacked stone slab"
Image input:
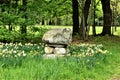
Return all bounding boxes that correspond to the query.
[42,28,72,59]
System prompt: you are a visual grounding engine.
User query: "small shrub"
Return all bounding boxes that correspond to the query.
[0,28,21,43]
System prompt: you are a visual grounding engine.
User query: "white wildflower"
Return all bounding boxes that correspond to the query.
[22,53,26,57]
[2,49,7,53]
[91,49,94,54]
[102,50,108,54]
[13,50,17,54]
[37,46,40,49]
[22,51,26,56]
[18,43,22,46]
[18,53,21,56]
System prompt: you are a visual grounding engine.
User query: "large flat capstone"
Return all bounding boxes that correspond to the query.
[42,28,72,45]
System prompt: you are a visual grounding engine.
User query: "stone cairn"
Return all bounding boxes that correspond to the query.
[42,28,72,59]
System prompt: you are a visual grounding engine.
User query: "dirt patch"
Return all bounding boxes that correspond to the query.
[72,36,95,45]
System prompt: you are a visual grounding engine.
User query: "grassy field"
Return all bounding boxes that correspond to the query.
[0,26,120,80]
[40,25,120,35]
[93,36,120,79]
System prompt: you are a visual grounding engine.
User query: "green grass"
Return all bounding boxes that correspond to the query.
[0,37,120,80]
[0,26,120,80]
[0,57,110,80]
[93,35,120,80]
[42,25,120,35]
[89,26,120,35]
[0,42,109,80]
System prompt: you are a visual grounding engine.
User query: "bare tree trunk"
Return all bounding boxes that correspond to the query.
[20,0,27,34]
[92,0,96,36]
[79,0,91,37]
[101,0,112,36]
[56,17,61,25]
[0,0,4,5]
[4,0,13,31]
[8,23,12,32]
[72,0,79,36]
[114,0,118,32]
[42,18,45,25]
[65,12,69,26]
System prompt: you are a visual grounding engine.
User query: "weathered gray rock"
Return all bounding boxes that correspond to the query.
[54,48,66,55]
[43,54,57,59]
[43,54,65,59]
[44,46,67,55]
[42,28,72,45]
[42,28,72,59]
[44,46,54,54]
[46,44,67,48]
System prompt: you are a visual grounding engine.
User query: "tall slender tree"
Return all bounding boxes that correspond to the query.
[92,0,100,36]
[20,0,27,34]
[72,0,79,36]
[101,0,112,36]
[92,0,96,36]
[79,0,91,37]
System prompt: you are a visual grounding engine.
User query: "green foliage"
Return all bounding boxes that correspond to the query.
[0,43,44,68]
[0,0,39,28]
[68,43,109,69]
[0,28,20,42]
[31,0,72,25]
[118,16,120,24]
[0,26,48,43]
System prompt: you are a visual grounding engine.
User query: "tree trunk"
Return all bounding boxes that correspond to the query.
[92,0,96,36]
[56,17,61,25]
[72,0,79,35]
[79,0,91,36]
[0,0,4,4]
[12,0,18,8]
[101,0,112,36]
[65,12,69,26]
[8,23,12,32]
[42,18,45,25]
[21,0,27,34]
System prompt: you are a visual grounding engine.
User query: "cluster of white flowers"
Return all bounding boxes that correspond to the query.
[69,43,110,57]
[68,43,110,66]
[0,42,44,58]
